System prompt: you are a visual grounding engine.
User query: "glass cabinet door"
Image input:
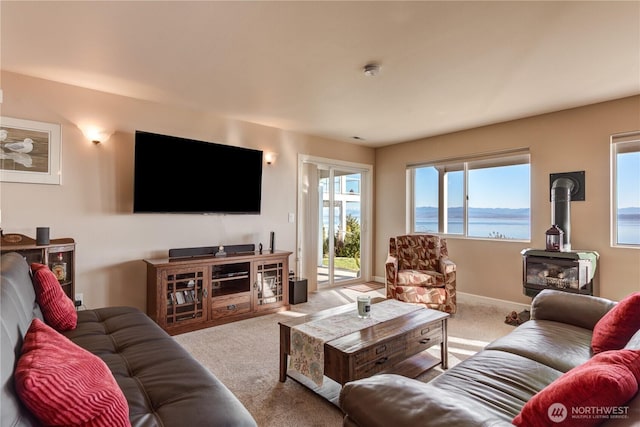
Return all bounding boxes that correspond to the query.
[164,267,206,326]
[254,261,285,310]
[47,245,75,300]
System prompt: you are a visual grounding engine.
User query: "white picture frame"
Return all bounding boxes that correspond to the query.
[0,116,62,185]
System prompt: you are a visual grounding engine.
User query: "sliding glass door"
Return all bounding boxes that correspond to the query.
[318,168,363,287]
[297,156,371,291]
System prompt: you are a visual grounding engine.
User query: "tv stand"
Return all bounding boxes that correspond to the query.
[145,250,291,335]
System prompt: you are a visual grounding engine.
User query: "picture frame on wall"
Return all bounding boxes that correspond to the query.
[0,116,62,185]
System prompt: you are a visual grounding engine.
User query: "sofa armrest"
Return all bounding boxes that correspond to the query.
[439,258,456,275]
[531,289,616,330]
[340,374,513,427]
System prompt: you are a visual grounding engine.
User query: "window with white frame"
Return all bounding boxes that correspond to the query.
[409,150,530,240]
[345,175,361,194]
[612,132,640,247]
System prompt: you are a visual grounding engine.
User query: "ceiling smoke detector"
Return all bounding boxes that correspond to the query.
[363,63,381,77]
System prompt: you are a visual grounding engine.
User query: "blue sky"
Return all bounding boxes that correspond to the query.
[415,164,530,209]
[415,154,639,210]
[618,152,640,209]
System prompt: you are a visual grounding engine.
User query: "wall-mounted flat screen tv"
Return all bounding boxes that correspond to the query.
[133,130,263,214]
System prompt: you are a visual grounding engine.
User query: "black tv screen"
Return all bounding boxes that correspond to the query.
[133,131,263,214]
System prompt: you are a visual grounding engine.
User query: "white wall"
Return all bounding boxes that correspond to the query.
[0,71,375,310]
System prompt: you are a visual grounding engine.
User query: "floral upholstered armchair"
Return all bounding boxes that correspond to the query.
[386,234,457,314]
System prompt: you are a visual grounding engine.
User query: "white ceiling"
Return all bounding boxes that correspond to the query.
[1,1,639,147]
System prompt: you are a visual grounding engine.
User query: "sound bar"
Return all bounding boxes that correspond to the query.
[169,244,256,259]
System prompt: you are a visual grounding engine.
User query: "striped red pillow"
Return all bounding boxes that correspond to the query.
[31,263,77,331]
[512,349,640,427]
[592,292,640,353]
[14,318,130,427]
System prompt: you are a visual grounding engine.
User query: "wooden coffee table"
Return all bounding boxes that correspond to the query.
[278,300,449,405]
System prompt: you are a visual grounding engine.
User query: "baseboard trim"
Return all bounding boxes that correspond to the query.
[458,291,531,311]
[371,276,531,311]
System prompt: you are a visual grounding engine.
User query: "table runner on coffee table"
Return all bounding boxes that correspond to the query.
[289,299,424,385]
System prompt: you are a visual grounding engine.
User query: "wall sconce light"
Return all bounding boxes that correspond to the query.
[80,127,113,145]
[264,152,278,165]
[363,62,381,77]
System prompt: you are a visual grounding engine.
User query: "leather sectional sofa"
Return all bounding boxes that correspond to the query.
[340,289,640,426]
[1,252,257,426]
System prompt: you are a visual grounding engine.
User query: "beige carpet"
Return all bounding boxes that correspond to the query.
[342,281,385,292]
[173,288,520,427]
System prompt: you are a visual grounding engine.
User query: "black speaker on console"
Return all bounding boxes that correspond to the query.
[36,227,50,245]
[169,244,255,259]
[269,231,275,253]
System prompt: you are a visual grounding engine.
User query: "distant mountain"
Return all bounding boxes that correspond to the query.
[416,206,530,219]
[619,207,640,214]
[415,206,640,220]
[618,207,640,219]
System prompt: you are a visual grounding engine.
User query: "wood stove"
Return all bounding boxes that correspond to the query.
[521,249,599,298]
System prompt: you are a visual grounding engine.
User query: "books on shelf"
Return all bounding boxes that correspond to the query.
[175,291,186,305]
[184,290,194,303]
[172,289,198,305]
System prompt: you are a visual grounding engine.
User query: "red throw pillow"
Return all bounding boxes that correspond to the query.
[14,318,130,427]
[592,292,640,354]
[31,262,77,331]
[513,349,640,427]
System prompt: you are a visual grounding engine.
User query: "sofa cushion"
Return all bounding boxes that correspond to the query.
[15,318,130,427]
[62,306,258,427]
[485,319,593,373]
[592,292,640,354]
[30,262,77,331]
[512,349,640,427]
[429,349,564,422]
[1,252,43,427]
[342,374,513,427]
[397,269,442,287]
[393,285,447,306]
[340,350,563,427]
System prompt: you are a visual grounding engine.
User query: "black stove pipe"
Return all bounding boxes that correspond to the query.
[551,177,574,251]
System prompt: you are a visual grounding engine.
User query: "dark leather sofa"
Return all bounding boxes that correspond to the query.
[339,289,640,426]
[1,252,257,427]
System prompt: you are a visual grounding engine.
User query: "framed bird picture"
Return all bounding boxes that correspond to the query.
[0,117,61,184]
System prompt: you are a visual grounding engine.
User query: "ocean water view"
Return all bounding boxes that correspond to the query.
[618,218,640,245]
[415,218,640,243]
[414,207,640,244]
[415,218,530,240]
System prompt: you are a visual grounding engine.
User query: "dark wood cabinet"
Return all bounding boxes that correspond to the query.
[1,233,76,300]
[145,250,291,334]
